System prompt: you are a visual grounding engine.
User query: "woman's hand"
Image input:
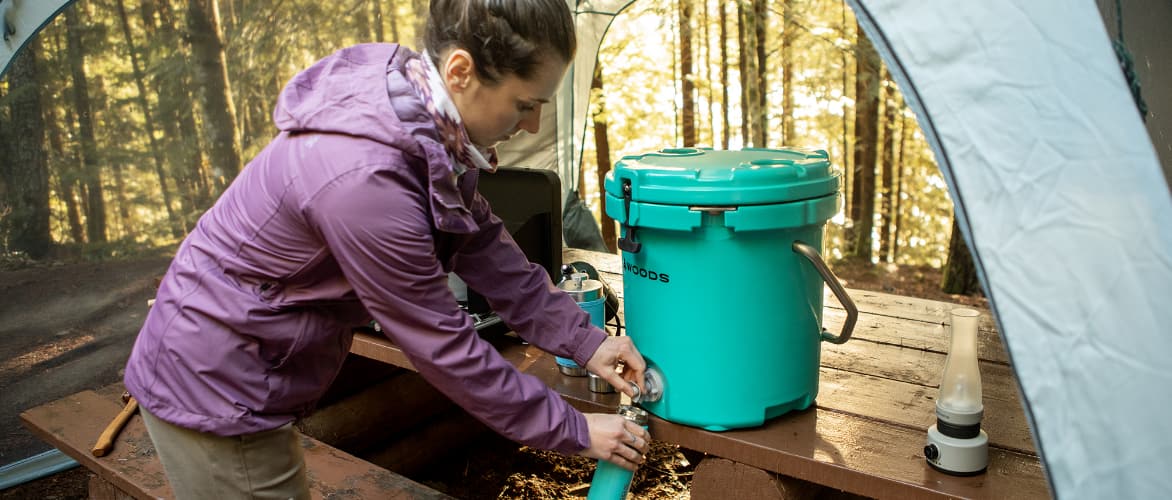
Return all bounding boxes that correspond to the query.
[584,336,646,398]
[578,413,651,470]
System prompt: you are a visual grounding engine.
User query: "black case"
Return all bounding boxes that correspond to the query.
[465,166,563,325]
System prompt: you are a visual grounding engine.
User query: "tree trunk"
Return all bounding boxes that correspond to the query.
[840,2,852,217]
[2,39,52,258]
[700,0,714,146]
[58,176,85,245]
[849,22,880,262]
[412,0,427,45]
[591,64,616,253]
[893,110,908,261]
[737,2,750,146]
[692,458,823,500]
[386,0,399,42]
[0,86,6,223]
[148,0,205,223]
[356,0,373,41]
[92,76,133,239]
[781,0,795,144]
[372,1,386,42]
[678,0,696,146]
[42,77,86,245]
[942,218,981,295]
[188,0,243,188]
[116,0,183,237]
[879,70,896,262]
[65,6,108,244]
[718,2,730,149]
[110,155,131,238]
[221,0,238,33]
[740,1,765,147]
[752,0,767,147]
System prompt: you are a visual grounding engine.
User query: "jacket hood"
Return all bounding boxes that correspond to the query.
[274,43,409,145]
[273,43,479,234]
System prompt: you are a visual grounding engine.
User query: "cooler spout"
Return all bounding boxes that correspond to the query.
[631,367,664,404]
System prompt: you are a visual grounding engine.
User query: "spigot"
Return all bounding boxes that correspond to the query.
[630,367,664,404]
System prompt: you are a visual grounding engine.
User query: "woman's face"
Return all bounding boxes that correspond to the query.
[443,50,569,148]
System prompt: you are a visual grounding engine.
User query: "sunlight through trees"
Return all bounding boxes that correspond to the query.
[0,0,965,276]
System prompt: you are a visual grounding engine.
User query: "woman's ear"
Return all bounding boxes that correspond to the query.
[442,49,476,94]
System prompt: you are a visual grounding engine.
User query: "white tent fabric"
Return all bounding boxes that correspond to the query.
[848,1,1172,498]
[498,0,635,202]
[0,0,75,78]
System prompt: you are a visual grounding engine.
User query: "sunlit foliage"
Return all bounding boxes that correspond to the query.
[1,0,954,266]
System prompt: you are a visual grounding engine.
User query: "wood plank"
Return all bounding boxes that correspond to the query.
[88,475,136,500]
[21,391,170,500]
[350,332,1034,455]
[816,366,1035,455]
[20,388,452,500]
[349,333,1048,499]
[827,288,998,331]
[822,338,1022,406]
[819,337,1033,455]
[691,457,822,500]
[351,332,621,416]
[350,330,415,369]
[651,407,1049,500]
[821,307,1010,365]
[296,371,456,454]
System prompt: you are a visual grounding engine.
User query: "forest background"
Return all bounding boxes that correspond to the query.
[0,0,982,294]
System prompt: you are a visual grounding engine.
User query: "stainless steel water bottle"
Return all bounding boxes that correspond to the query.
[586,405,648,500]
[556,265,605,376]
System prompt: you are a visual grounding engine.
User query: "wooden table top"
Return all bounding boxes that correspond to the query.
[350,248,1050,500]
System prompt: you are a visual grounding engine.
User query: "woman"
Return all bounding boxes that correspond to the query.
[123,1,650,498]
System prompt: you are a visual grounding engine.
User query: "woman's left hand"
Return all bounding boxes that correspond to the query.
[585,336,646,398]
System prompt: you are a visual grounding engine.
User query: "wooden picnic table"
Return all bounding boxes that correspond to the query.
[350,248,1050,499]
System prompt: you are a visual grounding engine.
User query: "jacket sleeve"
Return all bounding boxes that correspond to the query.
[305,166,592,454]
[452,190,607,368]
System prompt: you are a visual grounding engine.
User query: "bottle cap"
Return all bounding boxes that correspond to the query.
[617,405,648,425]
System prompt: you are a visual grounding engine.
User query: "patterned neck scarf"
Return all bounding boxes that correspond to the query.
[400,52,498,176]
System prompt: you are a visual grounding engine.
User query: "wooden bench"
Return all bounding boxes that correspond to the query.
[20,383,453,500]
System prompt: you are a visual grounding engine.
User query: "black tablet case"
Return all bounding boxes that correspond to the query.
[464,166,563,329]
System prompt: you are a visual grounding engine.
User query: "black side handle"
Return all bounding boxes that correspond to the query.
[617,179,642,253]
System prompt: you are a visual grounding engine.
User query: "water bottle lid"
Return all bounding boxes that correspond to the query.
[557,272,603,301]
[617,405,648,425]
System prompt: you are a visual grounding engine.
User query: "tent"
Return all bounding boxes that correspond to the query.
[0,1,75,77]
[4,1,1171,498]
[847,2,1171,498]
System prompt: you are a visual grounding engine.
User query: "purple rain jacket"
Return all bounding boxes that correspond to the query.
[123,43,606,454]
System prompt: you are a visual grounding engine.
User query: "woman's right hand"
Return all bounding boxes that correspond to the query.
[577,413,651,471]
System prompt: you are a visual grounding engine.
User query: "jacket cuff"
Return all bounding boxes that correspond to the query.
[570,325,608,369]
[552,406,593,454]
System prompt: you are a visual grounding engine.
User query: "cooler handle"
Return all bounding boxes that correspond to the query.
[792,241,857,345]
[617,179,642,253]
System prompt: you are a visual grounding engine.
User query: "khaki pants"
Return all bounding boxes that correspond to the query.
[141,408,310,500]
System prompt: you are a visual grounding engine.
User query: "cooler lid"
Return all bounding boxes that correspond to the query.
[604,147,839,206]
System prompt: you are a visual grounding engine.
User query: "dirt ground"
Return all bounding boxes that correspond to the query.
[0,254,983,499]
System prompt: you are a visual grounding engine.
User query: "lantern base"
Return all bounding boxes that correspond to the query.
[924,424,988,476]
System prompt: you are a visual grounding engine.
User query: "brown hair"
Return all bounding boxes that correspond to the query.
[424,0,576,84]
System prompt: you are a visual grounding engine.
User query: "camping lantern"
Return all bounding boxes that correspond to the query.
[925,308,989,475]
[603,147,858,431]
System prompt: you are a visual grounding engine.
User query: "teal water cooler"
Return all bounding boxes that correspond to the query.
[603,147,858,431]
